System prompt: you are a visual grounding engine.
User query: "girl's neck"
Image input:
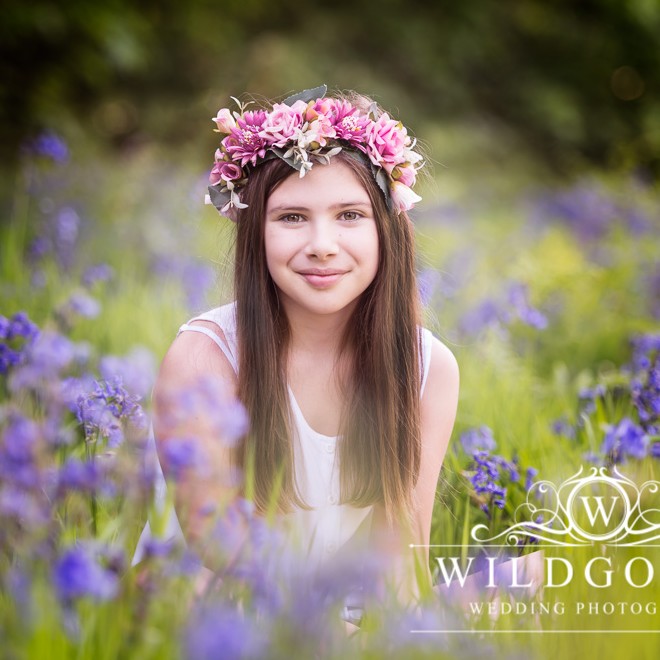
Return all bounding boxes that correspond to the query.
[283,301,355,357]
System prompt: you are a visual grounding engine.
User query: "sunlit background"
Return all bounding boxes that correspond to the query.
[1,2,659,658]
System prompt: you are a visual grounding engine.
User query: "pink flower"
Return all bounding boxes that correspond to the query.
[366,113,409,167]
[224,110,269,167]
[209,161,244,185]
[316,99,369,148]
[390,181,422,212]
[212,108,236,134]
[391,163,417,187]
[259,101,307,147]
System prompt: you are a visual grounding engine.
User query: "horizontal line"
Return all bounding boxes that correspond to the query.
[410,544,660,548]
[412,629,660,634]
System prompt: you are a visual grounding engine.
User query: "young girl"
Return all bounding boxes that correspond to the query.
[135,86,459,623]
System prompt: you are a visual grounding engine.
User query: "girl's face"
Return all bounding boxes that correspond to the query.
[264,158,380,321]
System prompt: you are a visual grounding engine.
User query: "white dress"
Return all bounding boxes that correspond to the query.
[133,302,434,612]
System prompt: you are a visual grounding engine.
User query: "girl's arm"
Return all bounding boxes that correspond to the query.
[152,322,246,568]
[370,337,460,605]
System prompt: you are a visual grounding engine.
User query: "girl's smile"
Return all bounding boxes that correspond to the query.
[264,158,380,319]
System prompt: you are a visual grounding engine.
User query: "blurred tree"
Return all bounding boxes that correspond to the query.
[2,0,659,176]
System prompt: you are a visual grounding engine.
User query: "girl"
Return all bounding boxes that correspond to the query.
[135,86,459,623]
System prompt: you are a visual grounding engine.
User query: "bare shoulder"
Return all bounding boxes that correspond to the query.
[424,335,460,399]
[420,335,460,447]
[155,321,238,398]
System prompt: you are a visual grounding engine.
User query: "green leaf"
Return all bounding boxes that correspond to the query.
[207,184,231,212]
[283,84,327,106]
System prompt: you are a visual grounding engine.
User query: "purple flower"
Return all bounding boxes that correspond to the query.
[182,262,215,312]
[525,467,539,490]
[53,207,80,271]
[184,602,267,660]
[458,298,503,336]
[223,110,269,167]
[53,545,119,602]
[601,418,649,463]
[160,438,204,481]
[63,292,101,319]
[57,457,102,493]
[82,263,115,288]
[76,377,146,447]
[99,347,156,399]
[0,412,42,489]
[628,335,660,434]
[460,426,496,455]
[0,312,40,375]
[528,181,641,243]
[24,131,69,163]
[506,282,548,330]
[164,375,249,447]
[550,415,576,439]
[8,330,75,391]
[417,268,441,307]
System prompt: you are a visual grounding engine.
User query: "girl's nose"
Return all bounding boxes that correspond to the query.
[304,218,339,259]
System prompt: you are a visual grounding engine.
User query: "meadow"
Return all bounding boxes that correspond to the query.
[1,126,659,659]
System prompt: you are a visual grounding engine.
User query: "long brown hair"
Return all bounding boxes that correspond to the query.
[232,141,422,527]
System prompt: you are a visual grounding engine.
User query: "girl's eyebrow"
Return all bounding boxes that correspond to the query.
[267,201,371,213]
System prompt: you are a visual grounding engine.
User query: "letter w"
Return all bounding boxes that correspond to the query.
[580,496,619,527]
[435,557,474,587]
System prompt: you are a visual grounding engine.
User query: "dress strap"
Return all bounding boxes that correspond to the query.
[177,322,239,374]
[419,327,433,398]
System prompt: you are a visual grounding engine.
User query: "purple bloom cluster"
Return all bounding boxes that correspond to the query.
[0,312,40,375]
[629,334,660,435]
[99,347,156,399]
[76,377,146,447]
[150,254,216,312]
[23,131,70,164]
[529,180,651,243]
[460,426,496,455]
[459,281,547,336]
[470,451,518,511]
[82,263,115,288]
[601,418,650,463]
[53,544,120,602]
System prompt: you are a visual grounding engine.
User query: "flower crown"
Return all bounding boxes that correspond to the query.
[205,85,424,219]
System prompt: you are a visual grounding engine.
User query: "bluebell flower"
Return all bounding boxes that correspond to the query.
[0,312,40,375]
[458,298,503,336]
[53,545,119,602]
[76,377,146,447]
[182,261,216,312]
[416,268,441,307]
[528,181,645,243]
[0,412,42,489]
[57,457,102,494]
[184,602,267,660]
[99,347,156,399]
[8,331,75,391]
[160,438,204,481]
[25,131,69,163]
[525,467,539,491]
[550,415,576,439]
[82,263,114,288]
[460,426,496,455]
[53,207,80,272]
[65,292,101,319]
[601,418,649,463]
[506,282,548,330]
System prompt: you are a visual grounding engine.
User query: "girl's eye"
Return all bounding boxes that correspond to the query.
[341,211,362,222]
[280,214,304,223]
